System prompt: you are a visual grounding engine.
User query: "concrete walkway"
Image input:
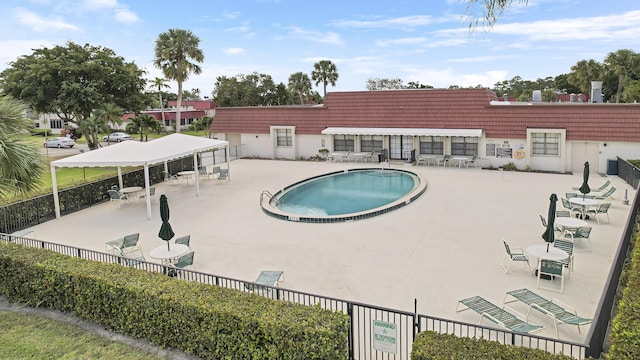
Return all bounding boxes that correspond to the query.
[25,159,634,343]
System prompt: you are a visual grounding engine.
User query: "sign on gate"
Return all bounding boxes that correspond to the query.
[372,319,397,354]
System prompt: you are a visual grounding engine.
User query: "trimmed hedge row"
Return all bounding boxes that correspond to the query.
[411,331,574,359]
[608,231,640,359]
[0,243,348,359]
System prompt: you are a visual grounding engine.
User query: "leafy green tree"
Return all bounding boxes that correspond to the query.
[604,49,640,103]
[568,59,604,95]
[311,60,339,99]
[0,42,147,129]
[554,73,580,95]
[81,103,122,149]
[213,73,283,106]
[126,113,159,141]
[154,29,204,133]
[193,115,214,138]
[149,77,170,125]
[182,88,201,100]
[366,78,405,90]
[0,96,44,196]
[288,72,312,105]
[622,79,640,103]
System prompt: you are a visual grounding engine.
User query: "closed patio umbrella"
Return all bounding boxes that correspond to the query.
[158,194,175,250]
[541,193,558,252]
[578,161,591,200]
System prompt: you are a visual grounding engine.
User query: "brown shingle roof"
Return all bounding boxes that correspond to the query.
[211,89,640,142]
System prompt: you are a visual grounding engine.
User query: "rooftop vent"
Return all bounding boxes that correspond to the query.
[591,81,603,103]
[532,90,542,102]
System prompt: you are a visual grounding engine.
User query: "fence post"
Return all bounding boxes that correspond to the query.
[347,302,354,360]
[413,298,419,340]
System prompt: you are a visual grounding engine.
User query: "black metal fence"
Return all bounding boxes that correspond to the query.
[616,156,640,190]
[1,233,592,359]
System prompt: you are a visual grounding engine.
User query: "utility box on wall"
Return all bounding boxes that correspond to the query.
[607,159,618,175]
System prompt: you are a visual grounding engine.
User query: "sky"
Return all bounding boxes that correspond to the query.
[0,0,639,97]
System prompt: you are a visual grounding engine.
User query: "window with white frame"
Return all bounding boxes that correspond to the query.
[360,135,383,152]
[451,136,478,156]
[532,133,560,156]
[276,129,292,147]
[333,135,355,151]
[418,136,444,155]
[50,119,63,129]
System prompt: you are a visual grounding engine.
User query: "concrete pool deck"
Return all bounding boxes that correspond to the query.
[25,159,635,343]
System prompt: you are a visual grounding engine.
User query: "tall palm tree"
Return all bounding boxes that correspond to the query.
[288,72,312,105]
[311,60,339,98]
[149,77,170,128]
[0,96,44,196]
[604,49,640,103]
[128,113,160,142]
[84,103,122,148]
[153,29,204,133]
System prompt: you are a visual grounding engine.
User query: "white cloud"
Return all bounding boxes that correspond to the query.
[375,37,428,47]
[223,47,244,55]
[16,7,79,32]
[114,8,138,23]
[0,39,53,66]
[404,67,509,88]
[81,0,118,10]
[284,26,344,45]
[333,15,448,30]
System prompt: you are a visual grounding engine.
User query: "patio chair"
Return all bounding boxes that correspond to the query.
[573,179,610,193]
[107,189,127,207]
[464,154,478,168]
[209,166,221,177]
[565,226,592,251]
[553,238,574,275]
[437,154,451,167]
[162,171,178,183]
[556,210,571,217]
[119,247,146,267]
[594,187,616,200]
[120,233,141,256]
[456,296,544,334]
[587,203,611,224]
[198,166,209,179]
[244,271,284,292]
[539,214,561,233]
[105,233,140,255]
[565,192,578,199]
[218,168,229,181]
[500,240,531,274]
[174,235,191,249]
[138,186,157,203]
[166,251,194,277]
[561,198,581,217]
[537,259,565,293]
[503,288,592,338]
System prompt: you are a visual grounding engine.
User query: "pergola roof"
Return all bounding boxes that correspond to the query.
[52,133,229,168]
[50,133,230,220]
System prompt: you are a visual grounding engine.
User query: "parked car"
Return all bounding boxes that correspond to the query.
[44,137,75,148]
[103,132,132,142]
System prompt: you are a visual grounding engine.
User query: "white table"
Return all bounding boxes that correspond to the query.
[351,152,368,163]
[526,244,568,261]
[452,156,469,168]
[416,155,437,166]
[330,152,349,162]
[555,217,587,234]
[149,243,190,264]
[177,170,195,184]
[570,197,599,219]
[120,186,143,202]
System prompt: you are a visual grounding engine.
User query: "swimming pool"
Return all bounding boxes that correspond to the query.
[261,168,426,223]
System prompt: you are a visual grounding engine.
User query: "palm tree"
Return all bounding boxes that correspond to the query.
[288,72,312,105]
[568,59,604,95]
[604,49,640,103]
[153,29,204,133]
[149,77,170,128]
[0,96,44,196]
[82,103,122,148]
[311,60,339,98]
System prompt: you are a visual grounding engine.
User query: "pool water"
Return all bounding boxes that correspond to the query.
[275,169,417,216]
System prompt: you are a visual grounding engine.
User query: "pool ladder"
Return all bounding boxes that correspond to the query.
[260,190,278,205]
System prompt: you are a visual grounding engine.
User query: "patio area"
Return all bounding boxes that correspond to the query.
[25,159,634,343]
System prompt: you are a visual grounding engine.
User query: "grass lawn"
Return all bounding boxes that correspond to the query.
[0,311,168,359]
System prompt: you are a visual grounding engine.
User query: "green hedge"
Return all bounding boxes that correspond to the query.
[411,331,574,359]
[0,243,348,359]
[608,231,640,359]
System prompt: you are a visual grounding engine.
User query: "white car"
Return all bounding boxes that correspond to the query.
[103,132,132,142]
[44,137,75,148]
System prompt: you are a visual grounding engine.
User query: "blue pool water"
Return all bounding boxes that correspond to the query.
[275,169,417,216]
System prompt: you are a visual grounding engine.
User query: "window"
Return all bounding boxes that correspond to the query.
[451,137,478,156]
[360,135,383,152]
[50,119,63,129]
[532,133,560,156]
[419,136,444,155]
[276,129,292,147]
[333,135,354,151]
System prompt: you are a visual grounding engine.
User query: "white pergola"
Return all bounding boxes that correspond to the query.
[50,133,230,220]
